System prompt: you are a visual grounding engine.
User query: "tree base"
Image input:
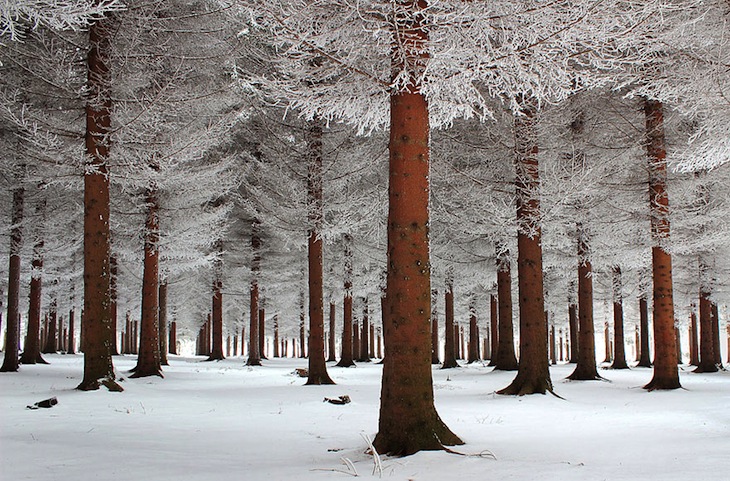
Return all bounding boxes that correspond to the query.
[304,374,336,385]
[643,377,681,391]
[606,362,629,370]
[204,355,225,362]
[372,418,463,457]
[129,368,164,379]
[441,359,459,369]
[20,353,49,365]
[77,376,124,392]
[497,371,554,396]
[246,358,262,366]
[567,365,602,381]
[335,359,355,367]
[692,363,719,373]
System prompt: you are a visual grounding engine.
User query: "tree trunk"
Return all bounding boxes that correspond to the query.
[305,118,334,385]
[109,255,119,355]
[494,244,518,370]
[694,281,717,372]
[711,302,722,368]
[468,296,479,363]
[247,220,262,366]
[299,293,307,359]
[258,308,266,359]
[643,98,680,390]
[169,321,177,355]
[1,187,24,372]
[373,11,462,450]
[131,186,162,378]
[77,13,120,391]
[430,289,440,364]
[603,322,612,364]
[689,309,699,366]
[498,96,553,395]
[610,266,629,369]
[637,295,652,367]
[327,303,336,361]
[337,235,355,367]
[442,275,458,369]
[273,315,280,358]
[487,293,498,365]
[158,281,168,365]
[207,255,225,361]
[568,225,600,381]
[42,301,59,354]
[357,298,371,362]
[67,308,76,355]
[568,302,579,363]
[21,230,47,365]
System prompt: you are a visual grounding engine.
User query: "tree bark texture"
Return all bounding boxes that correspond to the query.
[208,257,225,361]
[42,301,58,354]
[327,302,336,361]
[568,302,578,363]
[305,118,334,385]
[336,237,355,367]
[258,308,266,359]
[109,255,119,355]
[442,276,458,369]
[568,226,600,380]
[132,187,162,378]
[487,293,498,365]
[430,289,439,364]
[67,308,76,355]
[711,302,722,368]
[498,97,552,395]
[468,297,479,363]
[609,266,628,369]
[694,281,717,372]
[21,232,47,365]
[494,245,518,370]
[78,13,120,391]
[637,296,652,367]
[158,281,168,365]
[1,187,24,372]
[643,99,680,390]
[357,298,371,362]
[374,8,462,450]
[247,220,262,366]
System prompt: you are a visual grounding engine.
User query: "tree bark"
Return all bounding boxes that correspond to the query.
[158,281,168,365]
[357,298,371,362]
[207,253,225,361]
[273,315,280,358]
[468,296,479,363]
[169,321,177,355]
[258,308,266,359]
[711,302,722,368]
[568,225,600,380]
[109,255,119,355]
[305,118,334,385]
[131,186,162,378]
[67,308,76,355]
[688,309,699,366]
[77,12,120,391]
[20,227,47,364]
[637,295,652,367]
[373,5,462,451]
[494,244,518,370]
[337,236,355,367]
[441,275,458,369]
[247,220,262,366]
[487,293,498,365]
[430,289,440,364]
[42,301,58,354]
[643,98,680,390]
[327,302,336,361]
[609,266,629,369]
[568,302,578,363]
[498,96,553,395]
[694,279,717,372]
[1,187,24,372]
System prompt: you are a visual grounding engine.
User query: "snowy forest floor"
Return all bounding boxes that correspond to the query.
[1,354,728,481]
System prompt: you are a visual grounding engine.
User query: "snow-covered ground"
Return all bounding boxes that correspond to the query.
[1,354,728,480]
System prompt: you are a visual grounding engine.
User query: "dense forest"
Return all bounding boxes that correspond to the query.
[1,0,729,457]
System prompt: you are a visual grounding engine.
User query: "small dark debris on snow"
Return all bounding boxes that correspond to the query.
[26,397,58,410]
[294,368,309,377]
[324,395,351,405]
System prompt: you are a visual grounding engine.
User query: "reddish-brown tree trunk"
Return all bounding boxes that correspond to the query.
[468,296,479,363]
[494,245,518,370]
[337,235,355,367]
[247,220,262,366]
[42,301,58,354]
[207,256,225,361]
[169,321,177,355]
[1,187,24,372]
[132,186,162,378]
[305,118,334,385]
[158,281,168,365]
[273,315,280,358]
[637,295,652,367]
[487,293,498,365]
[373,11,462,450]
[67,308,76,355]
[327,303,336,361]
[689,309,699,366]
[711,302,722,368]
[352,318,360,360]
[357,298,371,362]
[610,266,628,369]
[549,324,556,365]
[694,282,717,372]
[442,275,458,369]
[430,289,440,364]
[77,13,120,391]
[568,226,600,380]
[299,294,307,358]
[21,232,47,364]
[499,96,553,395]
[568,302,578,363]
[643,99,680,390]
[109,255,119,355]
[258,308,266,359]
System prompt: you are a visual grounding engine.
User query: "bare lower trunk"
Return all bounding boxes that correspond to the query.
[487,293,498,365]
[498,96,552,395]
[694,282,717,372]
[637,296,652,367]
[357,298,371,362]
[430,289,439,364]
[643,98,680,390]
[158,281,168,365]
[689,309,699,366]
[1,187,24,372]
[21,234,47,365]
[327,303,336,361]
[305,118,334,385]
[337,235,355,367]
[494,244,518,370]
[208,257,225,361]
[467,296,479,363]
[247,220,261,366]
[610,267,628,369]
[442,275,458,369]
[568,302,578,363]
[373,68,461,453]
